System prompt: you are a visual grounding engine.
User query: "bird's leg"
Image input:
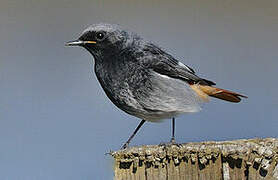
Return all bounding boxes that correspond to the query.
[121,120,146,149]
[170,117,175,143]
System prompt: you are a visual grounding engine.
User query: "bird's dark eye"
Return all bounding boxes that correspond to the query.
[95,32,105,41]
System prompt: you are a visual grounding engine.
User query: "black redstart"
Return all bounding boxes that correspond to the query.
[66,23,247,149]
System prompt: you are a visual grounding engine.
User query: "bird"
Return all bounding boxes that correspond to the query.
[66,23,247,149]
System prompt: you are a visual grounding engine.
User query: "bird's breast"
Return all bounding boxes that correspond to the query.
[94,61,149,114]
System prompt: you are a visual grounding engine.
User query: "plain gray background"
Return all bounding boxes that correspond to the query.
[1,0,277,179]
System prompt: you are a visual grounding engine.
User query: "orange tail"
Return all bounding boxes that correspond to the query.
[190,85,247,103]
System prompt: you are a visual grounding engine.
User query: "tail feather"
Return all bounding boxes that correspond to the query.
[191,85,247,103]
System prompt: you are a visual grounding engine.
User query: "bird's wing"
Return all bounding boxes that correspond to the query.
[142,43,215,85]
[140,43,248,103]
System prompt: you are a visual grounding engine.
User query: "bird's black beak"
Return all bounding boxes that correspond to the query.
[66,40,84,46]
[65,40,96,46]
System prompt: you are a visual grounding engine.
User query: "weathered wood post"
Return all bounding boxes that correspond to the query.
[111,138,278,180]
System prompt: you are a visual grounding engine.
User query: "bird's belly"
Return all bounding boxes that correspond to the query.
[129,110,185,122]
[96,68,202,122]
[130,71,203,121]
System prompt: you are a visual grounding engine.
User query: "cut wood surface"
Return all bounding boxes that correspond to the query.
[111,138,278,180]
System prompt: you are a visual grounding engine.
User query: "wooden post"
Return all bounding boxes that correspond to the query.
[111,138,278,180]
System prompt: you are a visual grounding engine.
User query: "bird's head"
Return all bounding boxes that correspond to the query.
[66,23,135,60]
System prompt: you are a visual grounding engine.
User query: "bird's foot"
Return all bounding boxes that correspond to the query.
[121,142,129,150]
[170,137,176,144]
[159,139,180,147]
[105,150,113,155]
